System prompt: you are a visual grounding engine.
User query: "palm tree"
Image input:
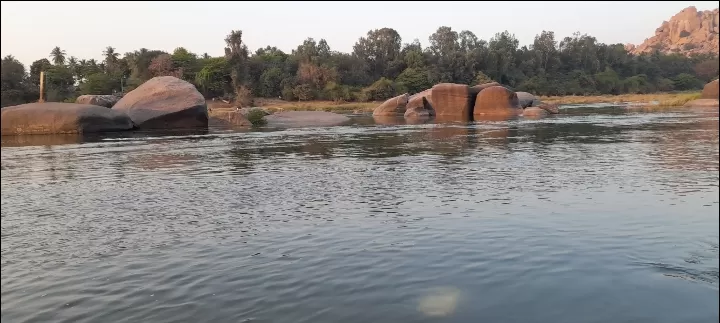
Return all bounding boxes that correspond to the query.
[103,46,120,73]
[50,46,66,65]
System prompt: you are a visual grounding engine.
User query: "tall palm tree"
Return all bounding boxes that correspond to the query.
[50,46,66,65]
[103,46,120,73]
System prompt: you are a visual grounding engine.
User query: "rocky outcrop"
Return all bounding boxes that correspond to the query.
[1,102,134,136]
[112,76,208,129]
[701,79,719,99]
[522,107,549,119]
[75,95,121,108]
[516,92,542,108]
[263,111,351,128]
[473,86,523,118]
[537,103,560,114]
[373,93,409,116]
[629,6,719,56]
[430,83,472,119]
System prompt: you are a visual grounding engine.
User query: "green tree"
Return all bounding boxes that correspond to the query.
[50,46,67,65]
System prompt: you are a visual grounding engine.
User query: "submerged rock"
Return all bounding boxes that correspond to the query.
[263,111,351,128]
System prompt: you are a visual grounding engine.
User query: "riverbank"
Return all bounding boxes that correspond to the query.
[207,92,704,114]
[540,92,702,106]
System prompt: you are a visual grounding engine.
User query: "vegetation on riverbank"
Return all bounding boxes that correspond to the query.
[541,91,703,106]
[2,26,718,108]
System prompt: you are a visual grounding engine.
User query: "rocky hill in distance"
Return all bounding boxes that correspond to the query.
[626,6,719,56]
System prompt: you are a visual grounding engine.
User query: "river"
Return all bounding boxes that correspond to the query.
[1,106,718,323]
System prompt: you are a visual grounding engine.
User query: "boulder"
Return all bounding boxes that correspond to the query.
[263,111,351,128]
[522,107,549,118]
[473,86,522,118]
[112,76,208,129]
[470,82,502,94]
[430,83,472,118]
[683,99,719,107]
[1,102,134,136]
[536,103,560,114]
[701,79,718,99]
[404,97,434,118]
[372,93,409,116]
[75,94,121,108]
[516,92,542,108]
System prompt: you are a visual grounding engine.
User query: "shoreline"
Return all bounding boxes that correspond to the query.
[208,92,704,114]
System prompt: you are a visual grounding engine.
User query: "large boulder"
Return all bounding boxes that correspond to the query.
[1,102,134,136]
[75,95,121,108]
[516,92,542,108]
[372,93,409,116]
[473,86,523,118]
[701,79,718,99]
[263,111,351,128]
[470,82,502,94]
[112,76,207,129]
[430,83,472,118]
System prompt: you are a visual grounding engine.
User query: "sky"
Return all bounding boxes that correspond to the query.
[1,1,718,68]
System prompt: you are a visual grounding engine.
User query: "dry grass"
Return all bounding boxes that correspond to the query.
[540,92,703,107]
[252,99,379,113]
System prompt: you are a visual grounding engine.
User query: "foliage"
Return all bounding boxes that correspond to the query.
[2,27,717,107]
[246,108,267,126]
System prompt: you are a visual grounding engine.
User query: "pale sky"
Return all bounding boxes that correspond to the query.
[1,1,718,68]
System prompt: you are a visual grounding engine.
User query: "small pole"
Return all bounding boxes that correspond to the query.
[39,71,45,103]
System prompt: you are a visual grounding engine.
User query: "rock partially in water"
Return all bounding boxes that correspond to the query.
[112,76,208,129]
[537,103,560,114]
[431,83,472,119]
[1,102,134,136]
[263,111,351,128]
[373,93,409,117]
[516,91,542,108]
[473,86,522,118]
[404,96,434,119]
[522,106,549,118]
[76,95,121,108]
[683,98,719,108]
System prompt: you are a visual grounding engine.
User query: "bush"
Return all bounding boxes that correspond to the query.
[246,108,267,126]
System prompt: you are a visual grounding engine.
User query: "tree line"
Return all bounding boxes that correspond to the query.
[2,27,718,107]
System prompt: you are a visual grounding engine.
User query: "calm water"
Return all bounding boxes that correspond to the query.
[2,106,719,323]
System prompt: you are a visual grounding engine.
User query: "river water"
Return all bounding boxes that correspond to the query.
[1,106,718,323]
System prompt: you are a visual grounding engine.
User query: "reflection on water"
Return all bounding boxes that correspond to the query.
[1,106,718,323]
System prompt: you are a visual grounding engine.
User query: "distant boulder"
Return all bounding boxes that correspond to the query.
[516,92,542,108]
[373,93,409,116]
[75,94,121,108]
[701,79,718,99]
[112,76,207,129]
[1,102,134,136]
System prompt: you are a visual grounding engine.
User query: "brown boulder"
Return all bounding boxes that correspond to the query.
[701,79,719,99]
[75,95,121,108]
[430,83,472,118]
[522,107,549,119]
[537,103,560,114]
[404,97,434,118]
[372,93,409,116]
[112,76,208,129]
[263,111,351,128]
[473,86,522,118]
[516,92,542,108]
[1,102,134,136]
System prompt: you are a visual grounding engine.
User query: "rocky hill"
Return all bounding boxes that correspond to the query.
[626,6,719,56]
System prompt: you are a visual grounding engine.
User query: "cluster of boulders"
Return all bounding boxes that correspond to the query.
[1,76,351,136]
[684,79,719,108]
[372,82,559,121]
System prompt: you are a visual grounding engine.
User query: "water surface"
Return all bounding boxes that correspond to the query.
[2,106,718,323]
